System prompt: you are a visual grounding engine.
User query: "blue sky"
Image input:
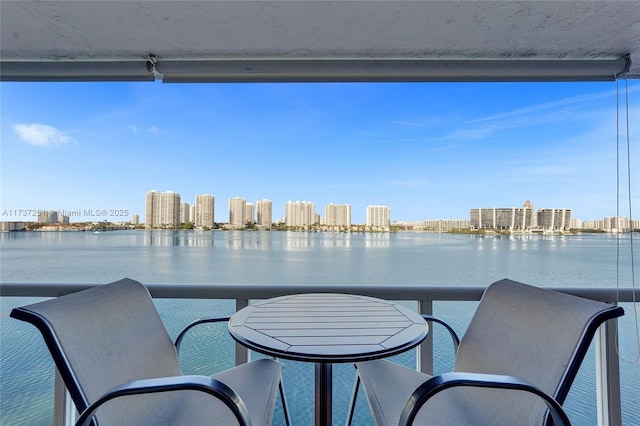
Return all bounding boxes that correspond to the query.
[1,80,638,224]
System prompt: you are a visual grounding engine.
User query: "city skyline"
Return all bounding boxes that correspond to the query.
[8,201,638,233]
[1,81,638,223]
[144,189,575,228]
[0,190,626,226]
[142,190,571,231]
[4,187,639,232]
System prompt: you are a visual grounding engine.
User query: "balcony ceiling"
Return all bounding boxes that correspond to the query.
[1,0,639,82]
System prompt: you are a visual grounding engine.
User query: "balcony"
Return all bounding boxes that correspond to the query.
[2,282,638,425]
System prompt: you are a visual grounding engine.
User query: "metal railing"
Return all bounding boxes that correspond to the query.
[2,283,638,426]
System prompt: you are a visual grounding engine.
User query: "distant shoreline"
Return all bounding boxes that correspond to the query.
[2,225,631,235]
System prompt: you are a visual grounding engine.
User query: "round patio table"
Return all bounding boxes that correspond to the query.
[228,293,429,426]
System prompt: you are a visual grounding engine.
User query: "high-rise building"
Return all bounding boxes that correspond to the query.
[470,206,536,230]
[366,205,390,229]
[145,191,156,227]
[195,194,215,227]
[245,203,255,224]
[38,210,49,223]
[131,214,140,225]
[470,201,570,231]
[537,208,572,231]
[229,197,246,228]
[37,210,58,224]
[145,190,181,228]
[180,202,191,224]
[325,203,352,227]
[256,199,273,228]
[285,201,315,228]
[421,219,470,230]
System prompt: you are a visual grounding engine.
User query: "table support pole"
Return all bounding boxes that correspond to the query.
[315,363,332,426]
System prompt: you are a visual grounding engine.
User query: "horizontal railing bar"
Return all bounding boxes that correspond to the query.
[1,282,638,303]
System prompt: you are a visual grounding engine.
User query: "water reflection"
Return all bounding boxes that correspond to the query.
[364,232,390,247]
[142,230,215,247]
[226,231,273,250]
[282,231,355,250]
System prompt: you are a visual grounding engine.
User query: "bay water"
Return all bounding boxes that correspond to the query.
[1,230,638,425]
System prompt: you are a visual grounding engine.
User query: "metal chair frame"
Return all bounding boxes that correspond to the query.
[347,279,624,426]
[11,281,291,426]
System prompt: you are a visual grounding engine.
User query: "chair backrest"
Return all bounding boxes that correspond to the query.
[10,278,182,422]
[453,278,623,420]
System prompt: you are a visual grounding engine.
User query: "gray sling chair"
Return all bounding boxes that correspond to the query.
[347,279,624,426]
[10,278,290,426]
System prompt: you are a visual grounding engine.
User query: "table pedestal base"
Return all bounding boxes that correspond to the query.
[315,363,332,426]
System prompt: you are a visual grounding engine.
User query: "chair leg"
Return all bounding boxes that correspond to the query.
[346,370,361,426]
[280,381,291,426]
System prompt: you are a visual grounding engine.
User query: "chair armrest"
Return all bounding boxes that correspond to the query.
[400,371,570,426]
[75,375,251,426]
[421,314,460,353]
[174,316,231,355]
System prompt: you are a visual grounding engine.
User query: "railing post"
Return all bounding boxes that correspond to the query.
[418,298,434,375]
[595,318,622,426]
[235,298,249,366]
[53,367,75,426]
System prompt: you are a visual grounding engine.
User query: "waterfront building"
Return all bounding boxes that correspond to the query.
[59,215,69,225]
[195,195,215,228]
[245,203,255,224]
[582,217,638,232]
[256,199,273,228]
[366,205,390,230]
[131,214,139,225]
[285,201,315,228]
[229,197,246,228]
[145,190,181,228]
[325,203,352,228]
[470,201,536,231]
[180,202,191,224]
[37,210,58,224]
[537,208,572,231]
[145,191,155,227]
[604,216,631,233]
[37,211,48,223]
[1,221,27,231]
[421,219,471,231]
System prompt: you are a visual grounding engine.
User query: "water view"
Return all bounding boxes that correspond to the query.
[1,230,638,425]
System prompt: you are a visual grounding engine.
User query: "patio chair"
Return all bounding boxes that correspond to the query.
[347,278,624,426]
[10,278,290,426]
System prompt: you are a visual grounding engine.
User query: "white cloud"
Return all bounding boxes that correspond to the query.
[149,126,160,134]
[13,123,76,147]
[128,125,138,133]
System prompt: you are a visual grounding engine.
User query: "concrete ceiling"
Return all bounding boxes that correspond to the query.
[1,1,639,82]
